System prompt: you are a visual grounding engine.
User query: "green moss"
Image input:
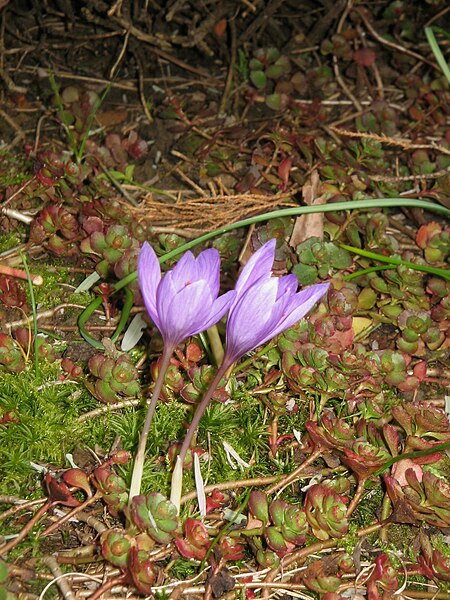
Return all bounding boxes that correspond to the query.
[0,231,24,254]
[30,264,94,310]
[0,364,92,496]
[352,483,385,528]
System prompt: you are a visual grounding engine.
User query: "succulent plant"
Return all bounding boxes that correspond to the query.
[304,484,348,540]
[180,364,229,404]
[129,493,179,544]
[0,276,27,309]
[301,557,341,595]
[44,472,82,507]
[341,440,391,479]
[384,470,450,527]
[249,47,291,90]
[29,205,79,256]
[80,219,140,279]
[205,488,229,514]
[100,528,133,569]
[248,491,308,555]
[0,333,25,373]
[92,463,129,515]
[366,554,399,600]
[150,356,184,402]
[392,401,450,444]
[396,309,436,355]
[419,533,450,582]
[128,543,157,594]
[14,329,57,363]
[320,33,353,61]
[306,412,354,453]
[62,468,93,498]
[218,536,246,561]
[248,490,270,525]
[255,545,280,569]
[60,357,84,379]
[175,518,211,561]
[87,353,140,403]
[293,237,353,284]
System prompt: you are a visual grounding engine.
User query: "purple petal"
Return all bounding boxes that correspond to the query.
[137,242,162,328]
[196,248,221,297]
[268,283,330,340]
[168,251,198,293]
[156,279,210,345]
[234,239,276,299]
[276,274,298,300]
[225,278,279,362]
[201,289,236,331]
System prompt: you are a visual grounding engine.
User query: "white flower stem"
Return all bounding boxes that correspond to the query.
[128,347,173,503]
[170,359,231,512]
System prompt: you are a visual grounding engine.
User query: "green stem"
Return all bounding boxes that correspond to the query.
[339,244,450,280]
[128,347,173,501]
[19,251,39,376]
[343,265,392,280]
[77,295,104,349]
[206,324,224,366]
[110,287,134,343]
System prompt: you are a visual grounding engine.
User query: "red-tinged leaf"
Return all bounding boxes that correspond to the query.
[391,459,423,486]
[277,157,292,191]
[45,473,81,507]
[175,519,210,561]
[353,47,377,67]
[214,18,227,37]
[63,468,92,497]
[36,169,56,187]
[413,361,427,381]
[0,410,18,425]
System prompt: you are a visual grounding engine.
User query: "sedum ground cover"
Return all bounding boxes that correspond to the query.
[0,0,449,598]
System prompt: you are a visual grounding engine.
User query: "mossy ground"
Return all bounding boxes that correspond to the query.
[0,360,302,502]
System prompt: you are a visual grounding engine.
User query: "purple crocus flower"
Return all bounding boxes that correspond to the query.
[171,238,330,511]
[130,242,234,502]
[222,239,330,366]
[138,242,235,351]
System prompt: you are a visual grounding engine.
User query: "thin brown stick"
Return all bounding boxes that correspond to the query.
[42,556,76,600]
[266,450,322,495]
[355,7,439,71]
[0,263,43,285]
[78,398,141,422]
[219,19,237,115]
[329,126,450,157]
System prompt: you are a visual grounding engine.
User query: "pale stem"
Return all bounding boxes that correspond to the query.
[206,324,224,366]
[170,359,231,511]
[128,347,173,502]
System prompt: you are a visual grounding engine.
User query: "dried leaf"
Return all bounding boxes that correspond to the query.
[290,170,325,248]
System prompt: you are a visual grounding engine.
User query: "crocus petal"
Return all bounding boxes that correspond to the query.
[137,242,162,328]
[268,283,330,341]
[225,278,280,362]
[156,279,210,345]
[196,248,221,298]
[275,274,298,300]
[234,239,276,298]
[168,251,198,293]
[201,289,236,331]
